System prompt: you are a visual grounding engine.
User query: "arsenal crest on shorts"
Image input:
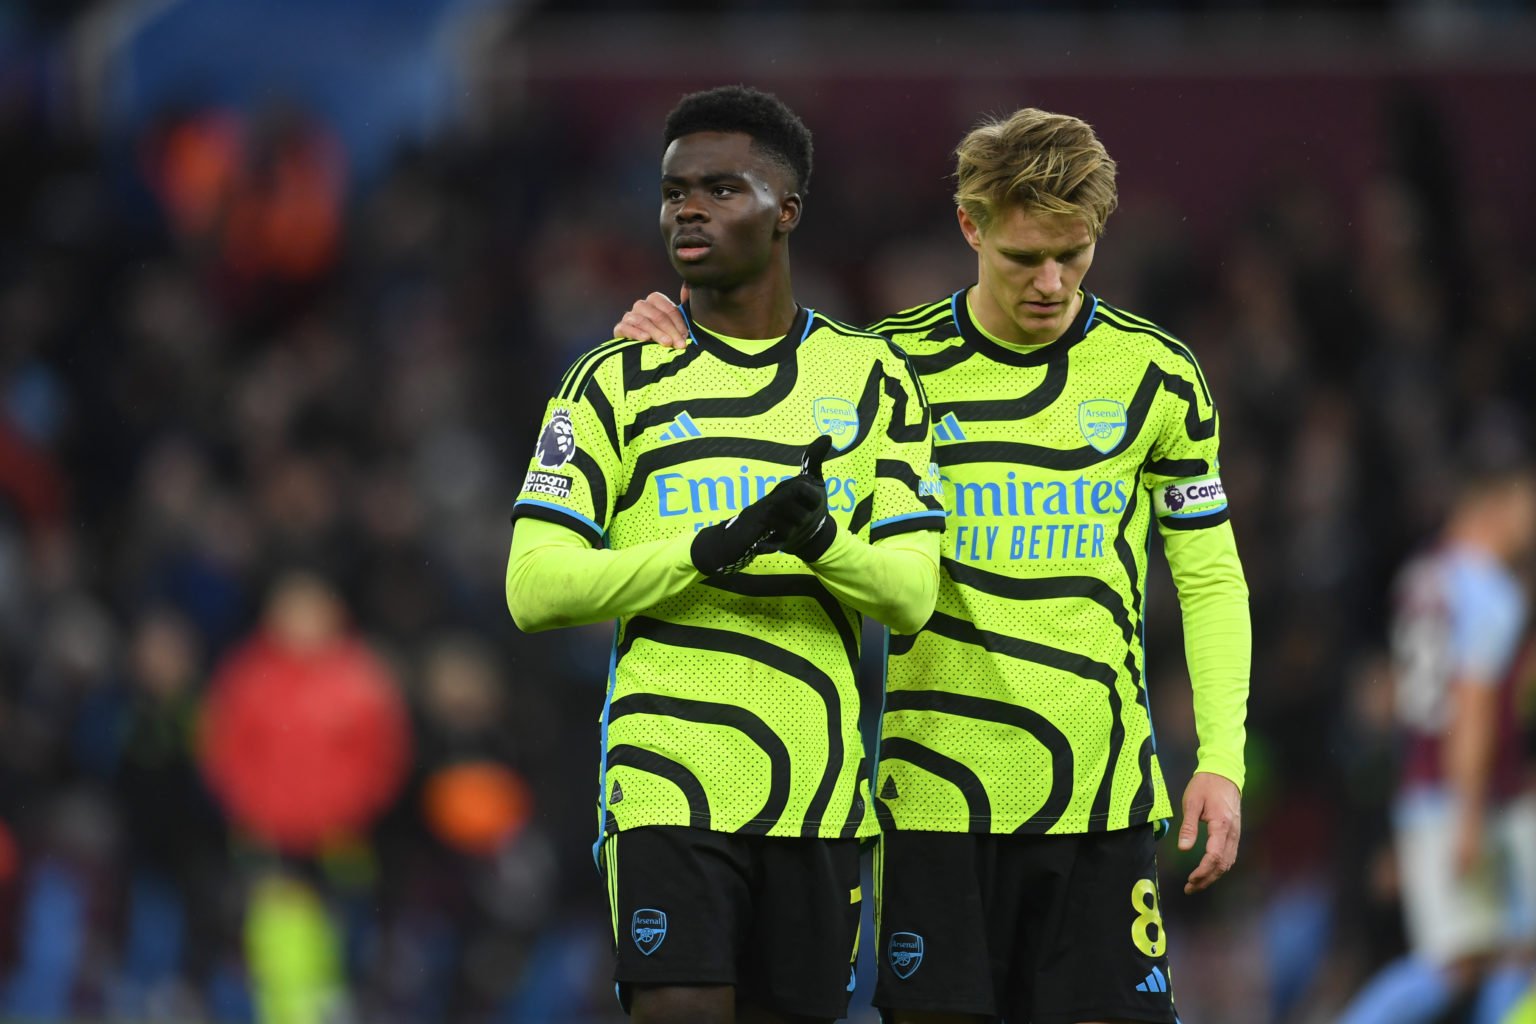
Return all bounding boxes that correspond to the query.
[889,931,924,979]
[632,908,667,956]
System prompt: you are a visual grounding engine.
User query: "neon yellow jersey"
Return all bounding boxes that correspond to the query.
[870,290,1243,834]
[513,307,944,841]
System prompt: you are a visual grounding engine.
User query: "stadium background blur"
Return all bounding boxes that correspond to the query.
[2,0,1535,1021]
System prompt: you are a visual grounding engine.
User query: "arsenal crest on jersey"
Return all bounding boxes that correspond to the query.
[1078,399,1127,454]
[813,397,860,451]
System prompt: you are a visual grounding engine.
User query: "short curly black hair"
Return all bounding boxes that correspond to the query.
[663,85,813,194]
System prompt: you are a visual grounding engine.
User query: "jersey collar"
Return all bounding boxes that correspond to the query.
[950,287,1099,366]
[681,303,813,367]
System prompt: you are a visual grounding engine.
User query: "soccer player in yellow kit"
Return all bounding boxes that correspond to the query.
[508,86,944,1023]
[616,108,1251,1024]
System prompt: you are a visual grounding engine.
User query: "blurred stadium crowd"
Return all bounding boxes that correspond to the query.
[2,1,1536,1022]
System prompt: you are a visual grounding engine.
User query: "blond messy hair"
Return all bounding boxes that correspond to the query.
[954,108,1119,238]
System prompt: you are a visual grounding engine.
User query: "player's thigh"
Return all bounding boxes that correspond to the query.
[741,835,863,1020]
[736,1004,835,1024]
[631,984,733,1024]
[1017,826,1177,1024]
[603,826,751,1001]
[873,830,1003,1016]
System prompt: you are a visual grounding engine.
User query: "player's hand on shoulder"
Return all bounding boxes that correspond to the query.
[614,288,690,349]
[1178,771,1242,895]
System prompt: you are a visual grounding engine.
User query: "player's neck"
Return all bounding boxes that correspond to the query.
[968,286,1081,348]
[687,268,798,342]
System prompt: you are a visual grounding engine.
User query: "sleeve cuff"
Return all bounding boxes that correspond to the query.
[1194,752,1245,792]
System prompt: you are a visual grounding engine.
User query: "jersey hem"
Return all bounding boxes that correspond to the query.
[605,812,879,840]
[875,798,1171,834]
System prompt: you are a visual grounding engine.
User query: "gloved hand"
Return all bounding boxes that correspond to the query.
[690,436,839,575]
[762,435,837,562]
[690,495,780,576]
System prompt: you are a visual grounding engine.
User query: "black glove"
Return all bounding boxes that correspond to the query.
[690,496,779,576]
[762,435,837,562]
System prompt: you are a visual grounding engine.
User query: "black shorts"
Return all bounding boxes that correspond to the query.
[873,826,1178,1023]
[600,826,862,1017]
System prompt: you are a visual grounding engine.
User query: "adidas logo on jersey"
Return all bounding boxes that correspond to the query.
[658,411,703,442]
[610,781,624,804]
[933,411,967,442]
[880,776,899,800]
[1135,966,1169,993]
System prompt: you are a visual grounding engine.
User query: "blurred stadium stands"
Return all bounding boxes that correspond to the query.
[1,0,1535,1021]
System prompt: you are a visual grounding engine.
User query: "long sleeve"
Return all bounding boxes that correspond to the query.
[1162,519,1251,789]
[506,518,701,632]
[809,528,941,636]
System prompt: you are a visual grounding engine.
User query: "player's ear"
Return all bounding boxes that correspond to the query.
[956,206,983,252]
[777,192,802,235]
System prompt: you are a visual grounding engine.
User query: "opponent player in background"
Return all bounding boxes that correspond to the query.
[1338,466,1536,1024]
[616,107,1251,1023]
[507,86,944,1023]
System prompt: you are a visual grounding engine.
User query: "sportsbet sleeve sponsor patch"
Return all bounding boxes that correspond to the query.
[1154,475,1227,518]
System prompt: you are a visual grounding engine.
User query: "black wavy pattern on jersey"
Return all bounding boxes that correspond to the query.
[585,376,620,457]
[618,617,845,833]
[893,344,933,407]
[936,555,1143,829]
[623,343,708,392]
[868,300,950,332]
[878,737,991,829]
[830,362,885,456]
[1095,304,1213,406]
[607,690,790,833]
[622,356,799,444]
[614,437,806,514]
[511,500,603,546]
[890,612,1118,688]
[1098,463,1152,825]
[1163,373,1216,442]
[838,756,868,838]
[701,573,859,676]
[904,343,975,375]
[929,356,1068,424]
[884,688,1074,831]
[606,744,710,825]
[1160,509,1231,531]
[939,559,1134,647]
[934,360,1215,470]
[883,369,932,444]
[559,338,651,403]
[875,461,944,516]
[936,364,1159,470]
[572,448,608,526]
[849,493,873,535]
[1147,457,1210,479]
[1134,733,1155,826]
